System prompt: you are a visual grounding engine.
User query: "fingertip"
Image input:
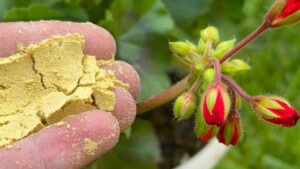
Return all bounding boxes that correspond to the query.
[0,111,120,169]
[0,21,116,60]
[113,87,137,132]
[104,61,141,99]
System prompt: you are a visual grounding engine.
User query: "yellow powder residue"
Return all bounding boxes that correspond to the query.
[0,34,122,147]
[83,138,98,156]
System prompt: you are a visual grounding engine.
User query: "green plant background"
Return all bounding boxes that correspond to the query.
[1,0,300,168]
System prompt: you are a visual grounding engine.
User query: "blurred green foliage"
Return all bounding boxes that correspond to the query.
[1,0,300,168]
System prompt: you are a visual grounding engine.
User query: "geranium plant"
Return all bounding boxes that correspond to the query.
[136,0,300,146]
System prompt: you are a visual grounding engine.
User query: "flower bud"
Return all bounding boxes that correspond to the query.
[201,82,231,126]
[200,26,220,43]
[202,68,215,90]
[213,39,236,59]
[266,0,300,27]
[194,108,217,142]
[217,110,242,146]
[173,92,196,121]
[197,39,206,54]
[186,41,199,54]
[169,41,190,56]
[221,59,251,76]
[253,96,300,127]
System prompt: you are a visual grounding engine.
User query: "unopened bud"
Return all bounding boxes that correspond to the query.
[202,68,215,90]
[213,39,236,59]
[194,109,217,142]
[169,41,190,56]
[186,41,199,54]
[200,26,220,43]
[198,39,206,54]
[173,92,197,121]
[217,110,242,146]
[201,82,231,126]
[266,0,300,27]
[253,96,300,127]
[221,59,251,76]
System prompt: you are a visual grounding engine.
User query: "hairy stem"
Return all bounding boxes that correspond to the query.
[174,54,190,67]
[137,76,189,114]
[210,57,221,82]
[189,75,202,93]
[219,21,269,63]
[203,40,212,57]
[221,75,254,103]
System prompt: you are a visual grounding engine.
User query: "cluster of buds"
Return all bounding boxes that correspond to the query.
[170,0,300,146]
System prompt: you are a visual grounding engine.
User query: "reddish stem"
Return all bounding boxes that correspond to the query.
[136,76,189,114]
[219,21,269,63]
[221,75,254,103]
[210,57,222,82]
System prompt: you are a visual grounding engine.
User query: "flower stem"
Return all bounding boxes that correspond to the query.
[209,57,221,82]
[189,75,202,93]
[174,54,190,67]
[136,76,189,114]
[219,21,269,63]
[203,40,212,57]
[221,75,254,103]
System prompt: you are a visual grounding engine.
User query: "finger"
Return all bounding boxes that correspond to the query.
[0,21,116,60]
[113,87,136,132]
[104,61,141,99]
[0,111,120,169]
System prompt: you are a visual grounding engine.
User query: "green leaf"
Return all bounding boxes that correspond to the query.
[100,0,156,38]
[84,119,160,169]
[162,0,214,27]
[101,0,174,101]
[52,1,89,21]
[3,3,63,21]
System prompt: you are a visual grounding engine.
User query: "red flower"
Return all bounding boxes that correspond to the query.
[253,96,300,127]
[201,82,231,127]
[217,110,242,146]
[267,0,300,27]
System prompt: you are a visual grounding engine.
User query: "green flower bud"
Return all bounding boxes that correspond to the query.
[202,68,215,90]
[221,59,251,76]
[197,39,206,54]
[186,41,199,54]
[213,39,236,59]
[173,92,196,121]
[200,26,220,43]
[169,41,190,56]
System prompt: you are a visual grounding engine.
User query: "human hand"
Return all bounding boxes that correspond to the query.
[0,21,140,169]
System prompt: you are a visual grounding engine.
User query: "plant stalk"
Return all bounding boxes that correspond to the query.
[221,75,254,103]
[210,57,222,82]
[136,76,189,114]
[219,21,269,63]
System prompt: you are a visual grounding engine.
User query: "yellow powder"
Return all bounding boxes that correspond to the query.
[83,138,98,156]
[0,34,120,147]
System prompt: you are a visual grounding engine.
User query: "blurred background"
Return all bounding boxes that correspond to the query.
[1,0,300,168]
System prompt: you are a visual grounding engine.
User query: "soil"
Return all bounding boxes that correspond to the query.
[141,103,205,169]
[141,72,206,169]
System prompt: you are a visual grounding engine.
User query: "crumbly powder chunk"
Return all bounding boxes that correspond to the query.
[0,34,120,147]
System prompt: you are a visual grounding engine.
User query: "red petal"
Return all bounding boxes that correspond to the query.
[217,125,225,144]
[263,112,300,127]
[212,88,226,126]
[230,125,239,145]
[201,126,214,142]
[277,0,300,19]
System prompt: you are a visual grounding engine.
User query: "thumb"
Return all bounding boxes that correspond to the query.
[0,111,120,169]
